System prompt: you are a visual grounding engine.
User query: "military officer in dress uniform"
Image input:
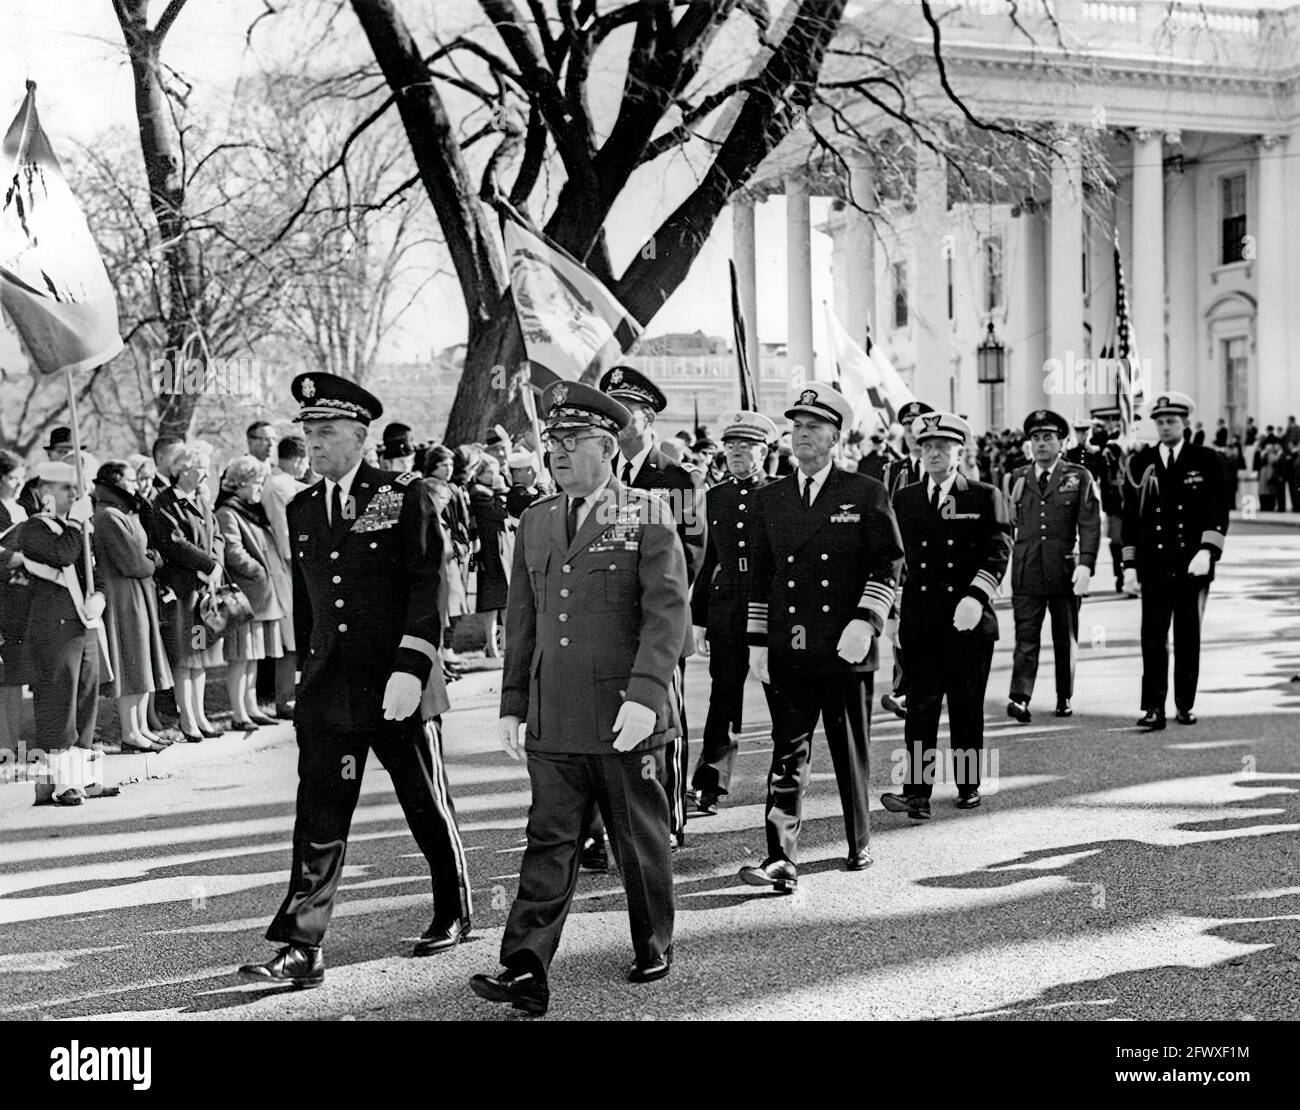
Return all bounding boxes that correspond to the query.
[1121,391,1228,729]
[239,372,470,988]
[880,413,1012,819]
[1002,409,1101,723]
[739,383,903,891]
[471,381,689,1017]
[878,399,934,719]
[1089,405,1129,592]
[592,364,704,855]
[688,410,779,815]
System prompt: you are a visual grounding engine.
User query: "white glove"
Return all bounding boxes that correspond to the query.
[835,618,875,665]
[611,701,657,752]
[693,626,709,656]
[381,671,423,720]
[1187,549,1212,578]
[498,715,523,761]
[67,494,94,525]
[952,595,982,633]
[1123,567,1141,596]
[82,591,106,622]
[885,617,901,648]
[1071,565,1092,597]
[748,645,770,684]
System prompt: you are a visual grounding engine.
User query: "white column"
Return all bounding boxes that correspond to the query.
[732,196,762,387]
[913,143,949,407]
[1130,128,1166,391]
[785,175,814,383]
[843,149,876,349]
[1049,130,1085,397]
[1164,132,1197,401]
[1255,134,1289,426]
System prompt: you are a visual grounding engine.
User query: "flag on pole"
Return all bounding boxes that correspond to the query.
[729,259,758,410]
[1112,227,1141,435]
[0,82,123,375]
[823,303,916,432]
[494,195,641,383]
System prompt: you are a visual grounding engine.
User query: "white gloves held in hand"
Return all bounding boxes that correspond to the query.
[498,715,523,761]
[82,591,106,622]
[952,595,982,633]
[612,701,657,752]
[693,626,709,656]
[835,618,875,665]
[381,672,423,721]
[748,646,770,684]
[1071,565,1092,597]
[1123,567,1141,596]
[1187,550,1212,578]
[885,618,901,648]
[67,494,94,526]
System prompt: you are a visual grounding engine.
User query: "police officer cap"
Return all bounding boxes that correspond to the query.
[785,381,853,430]
[34,460,78,485]
[291,372,383,425]
[599,365,667,413]
[543,380,631,436]
[1023,409,1069,438]
[1149,391,1195,419]
[912,410,971,445]
[896,400,934,425]
[718,410,778,443]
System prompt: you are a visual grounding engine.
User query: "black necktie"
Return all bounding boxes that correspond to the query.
[622,460,633,485]
[930,482,941,513]
[567,496,584,544]
[1038,469,1049,491]
[330,482,343,528]
[801,477,812,510]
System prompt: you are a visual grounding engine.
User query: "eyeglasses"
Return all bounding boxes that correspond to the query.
[541,431,605,453]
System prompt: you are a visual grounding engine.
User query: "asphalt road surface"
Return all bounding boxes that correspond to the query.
[2,521,1297,1021]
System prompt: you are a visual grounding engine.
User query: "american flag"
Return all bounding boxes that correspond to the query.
[1113,227,1140,434]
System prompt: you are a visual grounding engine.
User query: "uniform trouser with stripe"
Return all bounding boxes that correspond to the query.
[501,746,674,977]
[692,634,774,797]
[1009,593,1080,704]
[763,663,873,864]
[1140,575,1210,714]
[901,632,994,800]
[267,716,470,948]
[28,618,99,802]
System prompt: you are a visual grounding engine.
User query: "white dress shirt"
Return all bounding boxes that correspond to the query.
[324,460,363,525]
[1161,441,1183,468]
[927,471,959,504]
[796,459,834,506]
[569,476,611,533]
[619,442,654,486]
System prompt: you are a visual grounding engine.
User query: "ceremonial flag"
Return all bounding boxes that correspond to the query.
[1112,227,1141,435]
[729,259,758,410]
[495,195,640,383]
[824,303,916,432]
[0,82,123,375]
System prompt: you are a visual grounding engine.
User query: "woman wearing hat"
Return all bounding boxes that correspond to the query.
[469,451,512,657]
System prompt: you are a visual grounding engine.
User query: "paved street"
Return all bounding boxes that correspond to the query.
[2,521,1297,1022]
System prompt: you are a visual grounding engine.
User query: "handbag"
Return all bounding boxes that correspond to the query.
[195,498,254,638]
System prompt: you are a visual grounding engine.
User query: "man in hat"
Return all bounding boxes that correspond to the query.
[597,364,704,855]
[689,410,780,815]
[1002,409,1101,722]
[506,450,544,521]
[238,372,470,987]
[1088,406,1129,592]
[739,383,903,890]
[472,380,689,1016]
[18,427,77,516]
[485,424,512,468]
[379,422,419,475]
[1121,391,1228,729]
[878,399,934,719]
[880,412,1012,820]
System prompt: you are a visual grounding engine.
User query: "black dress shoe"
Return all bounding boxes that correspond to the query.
[1006,699,1032,723]
[880,792,931,820]
[693,789,720,816]
[627,946,673,984]
[469,968,549,1016]
[580,836,608,873]
[1054,700,1073,718]
[248,712,279,727]
[845,849,874,871]
[738,859,798,892]
[1176,710,1197,725]
[1136,710,1166,730]
[881,692,907,719]
[238,944,324,987]
[955,790,981,810]
[414,917,471,957]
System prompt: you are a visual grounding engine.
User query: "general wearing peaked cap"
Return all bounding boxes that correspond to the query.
[896,400,934,426]
[542,380,631,435]
[1023,409,1070,438]
[291,372,383,425]
[599,365,667,412]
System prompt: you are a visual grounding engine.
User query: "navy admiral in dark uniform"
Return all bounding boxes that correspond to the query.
[689,410,779,815]
[471,381,689,1016]
[239,372,470,988]
[1002,409,1101,722]
[1089,405,1130,592]
[596,364,704,852]
[1121,391,1228,729]
[739,383,903,890]
[881,412,1012,819]
[878,399,933,719]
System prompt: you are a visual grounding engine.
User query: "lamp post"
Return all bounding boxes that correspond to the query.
[976,321,1005,384]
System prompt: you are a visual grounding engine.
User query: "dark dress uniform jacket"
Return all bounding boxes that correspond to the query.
[893,474,1012,639]
[501,478,689,755]
[747,467,903,670]
[290,464,440,733]
[624,446,706,587]
[690,472,770,638]
[1003,461,1101,596]
[1121,442,1229,579]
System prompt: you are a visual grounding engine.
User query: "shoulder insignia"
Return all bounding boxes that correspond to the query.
[395,471,418,486]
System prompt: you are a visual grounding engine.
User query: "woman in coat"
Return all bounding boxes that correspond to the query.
[469,452,512,657]
[215,455,283,730]
[92,460,175,752]
[0,448,31,751]
[151,442,225,741]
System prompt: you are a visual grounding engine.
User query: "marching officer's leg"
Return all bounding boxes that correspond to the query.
[1108,514,1124,591]
[900,642,943,802]
[594,745,674,967]
[1139,575,1175,714]
[1048,593,1081,706]
[692,633,747,802]
[947,634,994,801]
[266,729,369,947]
[1009,594,1048,706]
[822,667,873,858]
[762,672,822,864]
[372,715,472,925]
[1172,580,1210,716]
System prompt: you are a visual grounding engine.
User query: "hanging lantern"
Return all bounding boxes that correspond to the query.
[976,321,1005,384]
